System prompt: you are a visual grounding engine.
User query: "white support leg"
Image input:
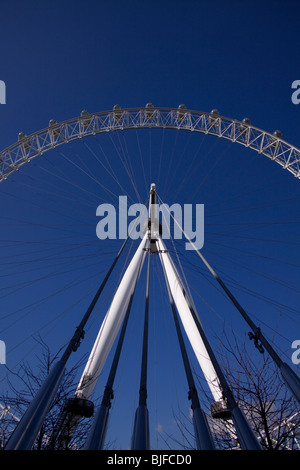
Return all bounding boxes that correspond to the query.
[76,233,149,400]
[157,236,223,402]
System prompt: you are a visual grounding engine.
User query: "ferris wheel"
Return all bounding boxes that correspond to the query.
[1,105,300,450]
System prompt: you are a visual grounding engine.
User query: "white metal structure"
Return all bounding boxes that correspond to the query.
[157,236,222,401]
[77,183,259,450]
[76,233,149,400]
[1,105,300,182]
[2,105,300,451]
[75,184,222,403]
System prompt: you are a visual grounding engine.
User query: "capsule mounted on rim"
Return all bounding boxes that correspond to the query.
[49,119,60,139]
[209,109,219,128]
[112,104,122,122]
[177,104,187,122]
[239,117,251,138]
[80,109,91,129]
[271,129,282,149]
[145,102,155,121]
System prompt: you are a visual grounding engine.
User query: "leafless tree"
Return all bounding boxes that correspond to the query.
[168,330,300,450]
[214,330,300,450]
[0,337,93,450]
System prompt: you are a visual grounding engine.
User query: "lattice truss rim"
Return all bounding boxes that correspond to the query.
[1,105,299,182]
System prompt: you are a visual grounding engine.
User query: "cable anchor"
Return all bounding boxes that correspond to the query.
[72,327,85,352]
[248,328,264,354]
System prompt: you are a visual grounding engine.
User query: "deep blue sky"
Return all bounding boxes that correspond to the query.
[0,0,300,450]
[1,0,300,144]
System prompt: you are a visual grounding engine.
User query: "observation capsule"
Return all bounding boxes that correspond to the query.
[209,109,219,127]
[271,130,282,149]
[242,117,251,125]
[18,132,30,151]
[113,104,122,122]
[273,130,282,139]
[81,109,91,129]
[239,117,251,137]
[177,104,187,121]
[18,131,27,141]
[49,119,60,139]
[145,102,155,120]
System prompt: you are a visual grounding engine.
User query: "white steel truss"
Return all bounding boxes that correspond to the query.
[76,233,149,401]
[1,105,300,182]
[71,183,261,451]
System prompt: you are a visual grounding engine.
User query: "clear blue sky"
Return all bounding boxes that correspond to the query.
[0,0,300,450]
